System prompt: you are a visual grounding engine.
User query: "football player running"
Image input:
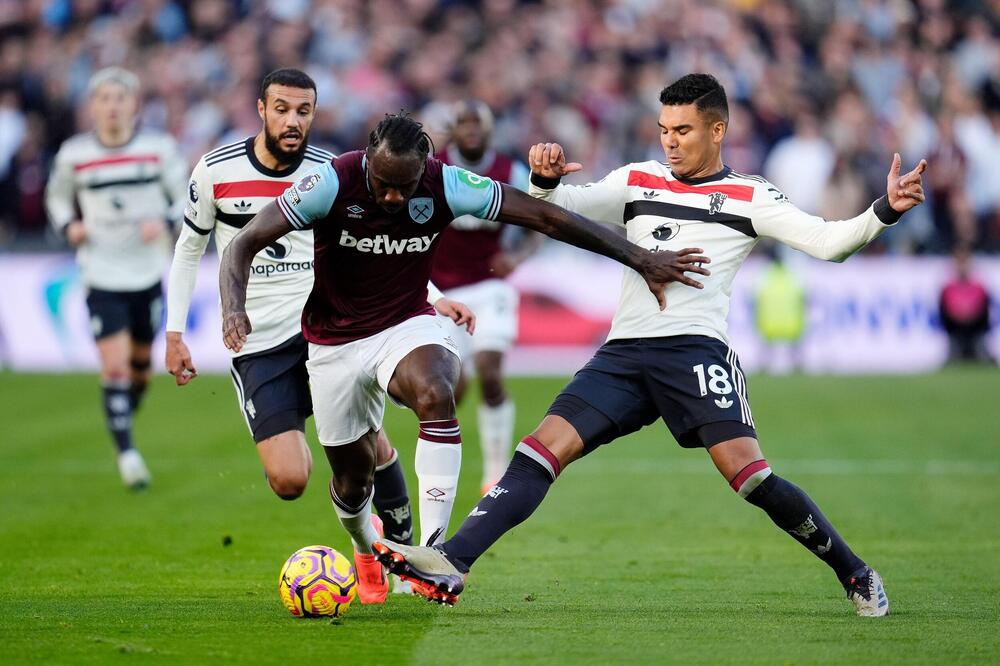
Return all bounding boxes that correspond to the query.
[375,74,926,617]
[46,67,187,490]
[165,72,466,600]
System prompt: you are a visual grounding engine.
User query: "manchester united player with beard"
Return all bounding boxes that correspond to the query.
[219,113,709,604]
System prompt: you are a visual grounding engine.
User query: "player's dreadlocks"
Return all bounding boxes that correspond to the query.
[368,112,435,160]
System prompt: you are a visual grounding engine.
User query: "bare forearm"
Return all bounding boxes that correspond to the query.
[498,186,647,271]
[219,202,292,315]
[219,237,255,317]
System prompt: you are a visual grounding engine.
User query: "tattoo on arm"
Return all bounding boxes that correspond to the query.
[219,201,294,316]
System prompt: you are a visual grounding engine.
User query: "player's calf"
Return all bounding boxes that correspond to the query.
[729,458,881,614]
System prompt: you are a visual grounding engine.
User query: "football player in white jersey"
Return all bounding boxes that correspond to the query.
[46,67,187,490]
[165,71,472,602]
[374,74,927,617]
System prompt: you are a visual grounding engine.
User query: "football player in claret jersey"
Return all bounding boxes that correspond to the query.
[219,113,708,603]
[45,67,187,490]
[165,71,458,599]
[433,100,542,493]
[374,74,928,616]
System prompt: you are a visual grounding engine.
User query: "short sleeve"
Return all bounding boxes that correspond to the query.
[442,165,503,221]
[183,157,216,235]
[277,162,340,230]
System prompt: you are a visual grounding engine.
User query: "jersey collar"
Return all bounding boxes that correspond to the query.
[669,165,732,185]
[246,136,306,178]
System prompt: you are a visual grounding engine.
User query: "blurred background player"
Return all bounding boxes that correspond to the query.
[164,70,423,594]
[44,66,186,490]
[432,100,542,492]
[939,244,994,364]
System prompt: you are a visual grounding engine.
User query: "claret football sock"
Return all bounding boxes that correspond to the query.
[330,481,379,555]
[443,437,558,572]
[415,419,463,546]
[101,379,134,453]
[373,448,414,545]
[739,461,865,581]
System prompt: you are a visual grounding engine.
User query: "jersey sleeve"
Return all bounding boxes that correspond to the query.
[159,136,189,228]
[167,158,215,333]
[752,182,901,262]
[442,165,503,220]
[45,144,77,233]
[527,165,631,227]
[277,162,339,230]
[182,157,216,235]
[509,161,530,192]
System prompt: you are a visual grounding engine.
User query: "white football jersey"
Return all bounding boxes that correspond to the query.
[45,130,187,290]
[530,161,899,344]
[166,138,333,356]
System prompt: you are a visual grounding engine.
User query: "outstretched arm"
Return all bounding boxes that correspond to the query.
[496,185,710,310]
[220,201,293,352]
[755,154,928,262]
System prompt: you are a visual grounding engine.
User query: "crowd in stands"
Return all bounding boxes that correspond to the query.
[1,0,999,252]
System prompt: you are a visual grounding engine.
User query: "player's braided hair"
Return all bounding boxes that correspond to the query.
[659,73,729,123]
[368,112,435,160]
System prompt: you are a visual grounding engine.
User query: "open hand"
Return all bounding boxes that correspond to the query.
[222,311,252,353]
[435,297,476,334]
[640,248,712,310]
[887,153,928,213]
[528,142,583,179]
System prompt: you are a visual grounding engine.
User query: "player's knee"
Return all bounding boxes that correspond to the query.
[331,471,374,509]
[412,377,456,418]
[102,366,130,383]
[479,375,506,406]
[269,472,308,500]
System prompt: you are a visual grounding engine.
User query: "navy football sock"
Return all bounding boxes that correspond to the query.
[741,464,866,582]
[373,451,414,545]
[101,380,134,453]
[442,440,558,572]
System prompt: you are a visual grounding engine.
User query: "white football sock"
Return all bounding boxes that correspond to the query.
[330,483,379,555]
[478,399,515,487]
[415,419,463,546]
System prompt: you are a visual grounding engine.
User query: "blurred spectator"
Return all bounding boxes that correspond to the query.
[939,245,995,364]
[753,246,807,375]
[0,0,996,252]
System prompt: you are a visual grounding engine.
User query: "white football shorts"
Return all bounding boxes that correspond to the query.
[441,278,518,357]
[307,314,459,447]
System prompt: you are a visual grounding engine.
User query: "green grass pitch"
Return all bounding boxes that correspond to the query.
[2,369,998,664]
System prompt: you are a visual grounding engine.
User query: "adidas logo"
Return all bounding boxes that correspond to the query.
[234,200,251,212]
[468,506,487,517]
[642,190,657,199]
[714,397,733,409]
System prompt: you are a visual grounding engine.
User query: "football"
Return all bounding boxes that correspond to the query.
[278,545,357,618]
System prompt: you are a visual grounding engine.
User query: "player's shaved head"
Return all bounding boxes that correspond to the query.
[450,100,493,162]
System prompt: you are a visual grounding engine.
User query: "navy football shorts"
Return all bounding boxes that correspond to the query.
[85,282,163,343]
[230,334,312,443]
[547,335,757,451]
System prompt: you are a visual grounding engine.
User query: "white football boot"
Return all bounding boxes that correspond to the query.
[845,567,890,617]
[117,449,151,490]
